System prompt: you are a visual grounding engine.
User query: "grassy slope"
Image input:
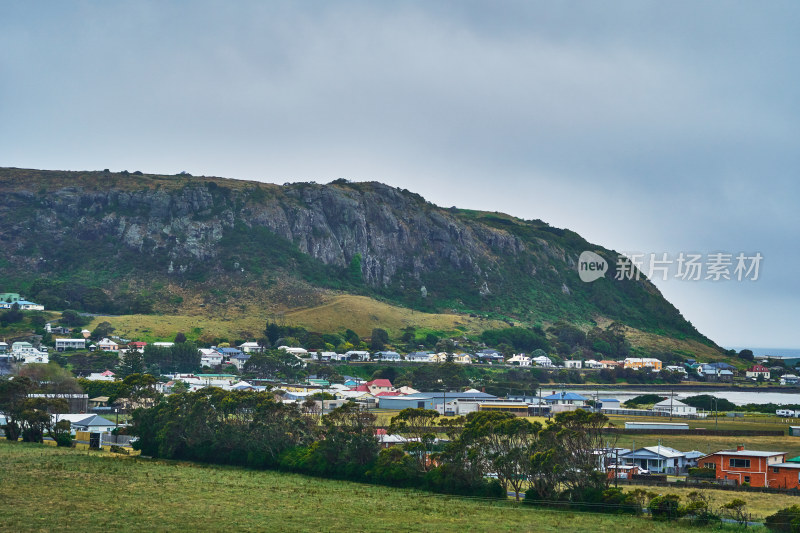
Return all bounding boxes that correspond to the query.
[87,294,510,342]
[0,441,689,533]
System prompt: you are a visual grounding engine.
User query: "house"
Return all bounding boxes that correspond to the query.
[607,464,641,479]
[11,342,48,364]
[239,342,264,354]
[0,342,8,354]
[15,300,44,311]
[746,365,771,380]
[404,391,497,411]
[623,358,662,371]
[597,398,622,411]
[599,360,621,369]
[698,364,734,383]
[665,365,688,376]
[698,446,790,487]
[565,360,582,369]
[127,341,147,352]
[86,370,116,382]
[344,350,370,361]
[199,349,223,367]
[217,347,244,359]
[279,346,308,357]
[55,338,86,351]
[378,395,435,410]
[476,349,505,364]
[0,292,21,304]
[532,355,554,367]
[781,374,800,386]
[229,353,251,371]
[507,354,531,366]
[620,446,689,474]
[373,351,402,361]
[542,391,588,406]
[88,396,110,408]
[452,353,473,364]
[366,379,394,395]
[584,359,603,369]
[96,338,119,352]
[52,414,116,435]
[652,398,697,416]
[152,342,175,348]
[406,351,434,363]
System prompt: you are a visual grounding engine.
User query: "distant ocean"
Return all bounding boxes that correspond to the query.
[728,347,800,358]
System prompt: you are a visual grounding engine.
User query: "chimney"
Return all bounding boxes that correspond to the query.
[736,445,745,452]
[552,391,556,396]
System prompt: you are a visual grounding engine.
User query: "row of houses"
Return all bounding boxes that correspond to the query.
[609,445,800,489]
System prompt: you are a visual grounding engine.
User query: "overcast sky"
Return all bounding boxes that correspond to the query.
[2,1,798,350]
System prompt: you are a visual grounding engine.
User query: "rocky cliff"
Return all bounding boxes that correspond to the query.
[0,167,707,342]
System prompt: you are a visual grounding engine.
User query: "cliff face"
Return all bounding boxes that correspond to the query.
[0,168,705,341]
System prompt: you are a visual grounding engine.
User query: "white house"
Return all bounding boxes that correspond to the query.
[52,414,116,435]
[532,355,554,367]
[746,365,771,380]
[584,359,603,369]
[16,300,44,311]
[452,353,473,364]
[279,346,309,357]
[619,446,689,475]
[199,348,223,367]
[565,360,583,369]
[406,352,433,363]
[781,374,800,386]
[96,338,119,352]
[374,351,402,361]
[11,342,48,364]
[507,354,531,366]
[652,398,697,416]
[86,370,116,382]
[239,342,263,354]
[344,350,370,361]
[55,338,86,351]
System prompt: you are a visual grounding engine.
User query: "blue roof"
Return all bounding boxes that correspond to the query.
[16,300,39,305]
[544,392,588,401]
[599,398,620,402]
[220,347,243,355]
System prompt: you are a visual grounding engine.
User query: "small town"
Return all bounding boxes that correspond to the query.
[3,2,798,530]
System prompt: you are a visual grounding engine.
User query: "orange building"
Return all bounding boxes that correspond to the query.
[698,446,800,488]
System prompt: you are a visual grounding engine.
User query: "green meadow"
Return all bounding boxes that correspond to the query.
[1,440,700,532]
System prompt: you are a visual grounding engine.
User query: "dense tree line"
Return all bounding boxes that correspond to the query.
[131,392,620,501]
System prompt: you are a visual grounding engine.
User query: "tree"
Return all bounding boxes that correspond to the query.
[18,363,81,394]
[348,253,363,284]
[722,498,749,526]
[390,408,440,471]
[60,309,89,327]
[739,349,755,361]
[765,505,800,532]
[370,328,389,351]
[174,332,187,344]
[460,411,539,501]
[118,349,145,378]
[91,321,115,339]
[0,376,35,441]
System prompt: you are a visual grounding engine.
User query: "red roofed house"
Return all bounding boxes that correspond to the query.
[366,379,394,395]
[128,341,148,352]
[351,384,370,392]
[746,365,770,380]
[698,446,800,488]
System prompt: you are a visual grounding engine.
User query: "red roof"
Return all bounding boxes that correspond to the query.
[129,342,148,347]
[749,365,769,372]
[374,391,400,397]
[367,379,393,388]
[352,384,370,392]
[375,428,388,435]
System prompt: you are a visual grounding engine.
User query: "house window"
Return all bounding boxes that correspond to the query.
[730,458,750,468]
[774,467,780,473]
[703,462,716,470]
[744,476,751,484]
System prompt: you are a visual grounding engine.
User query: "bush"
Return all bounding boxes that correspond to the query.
[648,494,683,521]
[54,434,73,447]
[109,444,129,455]
[766,505,800,532]
[688,467,716,478]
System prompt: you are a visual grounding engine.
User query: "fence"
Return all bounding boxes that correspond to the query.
[602,428,784,437]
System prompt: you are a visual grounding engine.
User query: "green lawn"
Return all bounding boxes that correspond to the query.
[0,440,699,532]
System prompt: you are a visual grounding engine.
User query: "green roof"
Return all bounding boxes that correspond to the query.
[787,456,800,463]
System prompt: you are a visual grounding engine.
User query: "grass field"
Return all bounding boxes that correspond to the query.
[87,295,509,342]
[0,440,707,533]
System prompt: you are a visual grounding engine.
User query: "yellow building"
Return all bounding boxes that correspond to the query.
[623,357,662,371]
